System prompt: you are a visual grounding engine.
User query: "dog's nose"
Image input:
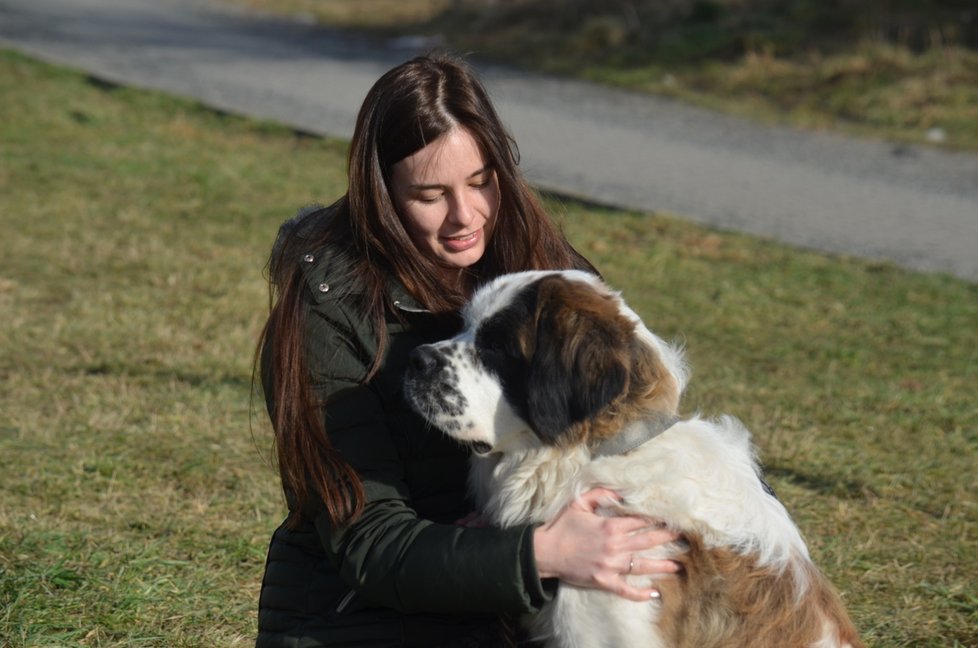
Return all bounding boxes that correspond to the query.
[409,345,445,376]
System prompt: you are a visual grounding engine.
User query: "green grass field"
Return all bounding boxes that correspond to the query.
[1,50,976,646]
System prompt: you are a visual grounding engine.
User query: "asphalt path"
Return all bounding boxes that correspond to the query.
[3,0,977,281]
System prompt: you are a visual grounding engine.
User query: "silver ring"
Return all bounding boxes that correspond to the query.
[627,555,635,575]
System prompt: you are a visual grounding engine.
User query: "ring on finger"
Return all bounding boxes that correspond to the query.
[627,554,635,575]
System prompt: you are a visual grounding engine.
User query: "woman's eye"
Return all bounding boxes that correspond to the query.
[417,194,441,204]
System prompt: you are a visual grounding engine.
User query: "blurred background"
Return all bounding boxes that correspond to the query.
[236,0,978,148]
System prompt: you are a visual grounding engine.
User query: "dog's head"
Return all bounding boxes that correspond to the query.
[403,270,687,455]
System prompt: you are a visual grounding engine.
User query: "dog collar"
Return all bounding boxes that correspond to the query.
[590,414,680,458]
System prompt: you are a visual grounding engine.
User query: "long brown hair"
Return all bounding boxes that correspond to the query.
[259,52,594,528]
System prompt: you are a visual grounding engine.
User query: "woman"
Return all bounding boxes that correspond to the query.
[256,52,679,647]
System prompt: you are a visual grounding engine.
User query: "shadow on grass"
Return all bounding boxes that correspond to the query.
[77,362,253,391]
[764,464,878,501]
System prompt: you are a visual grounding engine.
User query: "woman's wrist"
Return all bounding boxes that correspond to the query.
[532,523,561,580]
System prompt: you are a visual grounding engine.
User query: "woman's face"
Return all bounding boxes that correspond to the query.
[391,128,500,273]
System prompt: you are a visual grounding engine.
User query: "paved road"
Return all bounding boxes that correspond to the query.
[3,0,977,281]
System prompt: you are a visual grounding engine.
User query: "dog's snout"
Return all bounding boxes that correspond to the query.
[409,345,445,376]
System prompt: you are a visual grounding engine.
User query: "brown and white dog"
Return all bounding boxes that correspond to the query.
[403,270,862,648]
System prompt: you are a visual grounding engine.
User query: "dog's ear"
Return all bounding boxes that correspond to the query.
[525,277,631,444]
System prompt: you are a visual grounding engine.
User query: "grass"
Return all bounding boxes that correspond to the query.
[1,49,976,646]
[233,0,978,150]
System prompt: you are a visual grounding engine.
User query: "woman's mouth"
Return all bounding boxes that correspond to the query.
[441,228,482,252]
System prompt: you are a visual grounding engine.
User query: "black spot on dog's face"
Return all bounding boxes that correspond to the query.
[474,289,535,426]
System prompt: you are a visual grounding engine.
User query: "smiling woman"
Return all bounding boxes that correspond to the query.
[390,127,500,276]
[254,52,682,647]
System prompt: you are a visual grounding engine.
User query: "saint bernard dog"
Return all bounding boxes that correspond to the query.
[403,270,862,648]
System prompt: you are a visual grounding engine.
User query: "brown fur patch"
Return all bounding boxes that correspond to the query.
[529,276,637,445]
[656,535,864,648]
[528,276,680,445]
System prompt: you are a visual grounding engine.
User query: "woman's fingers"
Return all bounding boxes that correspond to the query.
[607,555,678,602]
[624,555,683,576]
[573,487,623,512]
[535,486,686,599]
[594,571,663,603]
[596,517,681,552]
[625,524,682,548]
[576,488,676,535]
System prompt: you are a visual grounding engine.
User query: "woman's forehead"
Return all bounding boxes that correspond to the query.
[392,128,488,186]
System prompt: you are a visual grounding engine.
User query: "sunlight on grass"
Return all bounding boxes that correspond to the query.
[1,50,976,646]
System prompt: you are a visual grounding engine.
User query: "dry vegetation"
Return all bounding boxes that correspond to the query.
[234,0,978,149]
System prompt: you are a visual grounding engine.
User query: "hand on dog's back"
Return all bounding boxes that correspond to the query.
[533,487,681,601]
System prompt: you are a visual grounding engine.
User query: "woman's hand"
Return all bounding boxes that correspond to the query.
[532,487,681,601]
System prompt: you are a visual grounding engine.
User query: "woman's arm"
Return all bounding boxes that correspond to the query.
[320,500,551,615]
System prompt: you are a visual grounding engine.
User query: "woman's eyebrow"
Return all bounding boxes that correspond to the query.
[467,164,493,179]
[408,165,493,190]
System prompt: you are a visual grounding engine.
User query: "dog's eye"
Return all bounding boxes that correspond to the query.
[483,344,504,357]
[476,325,521,364]
[479,339,518,362]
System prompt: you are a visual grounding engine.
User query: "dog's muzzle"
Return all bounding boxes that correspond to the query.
[404,345,467,420]
[404,344,487,450]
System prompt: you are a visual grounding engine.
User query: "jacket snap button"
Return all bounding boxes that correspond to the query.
[302,254,315,263]
[318,282,330,293]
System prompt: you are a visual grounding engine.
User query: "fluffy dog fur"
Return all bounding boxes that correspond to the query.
[403,270,862,648]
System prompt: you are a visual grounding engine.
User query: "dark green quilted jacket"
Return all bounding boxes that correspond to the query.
[256,209,553,647]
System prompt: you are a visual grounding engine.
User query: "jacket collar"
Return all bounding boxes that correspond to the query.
[389,280,429,314]
[298,242,430,314]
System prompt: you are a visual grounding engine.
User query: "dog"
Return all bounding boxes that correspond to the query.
[403,270,862,648]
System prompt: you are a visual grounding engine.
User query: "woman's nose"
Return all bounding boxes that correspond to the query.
[447,193,476,226]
